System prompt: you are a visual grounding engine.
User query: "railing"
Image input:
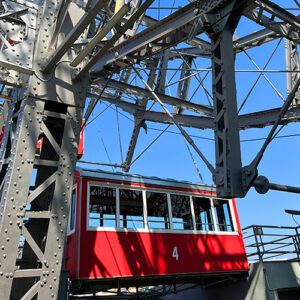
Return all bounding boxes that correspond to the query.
[242,225,300,262]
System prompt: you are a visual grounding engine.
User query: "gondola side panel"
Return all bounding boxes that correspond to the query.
[78,175,248,280]
[65,171,81,278]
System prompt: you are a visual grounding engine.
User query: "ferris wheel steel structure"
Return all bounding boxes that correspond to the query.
[0,0,299,299]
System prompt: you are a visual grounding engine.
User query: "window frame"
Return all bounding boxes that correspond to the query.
[119,188,145,229]
[87,181,118,229]
[67,185,77,236]
[86,180,238,235]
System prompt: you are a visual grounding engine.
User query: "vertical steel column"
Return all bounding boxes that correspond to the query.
[123,59,158,171]
[0,0,89,299]
[176,56,193,101]
[174,56,193,113]
[0,99,9,131]
[156,49,171,94]
[0,95,45,299]
[210,3,244,198]
[285,39,300,105]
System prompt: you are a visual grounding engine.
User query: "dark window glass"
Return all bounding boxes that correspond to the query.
[192,197,214,231]
[89,186,116,227]
[120,189,144,229]
[213,199,234,232]
[69,188,76,233]
[171,194,193,230]
[146,192,170,229]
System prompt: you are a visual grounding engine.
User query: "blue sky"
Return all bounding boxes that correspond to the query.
[78,0,300,229]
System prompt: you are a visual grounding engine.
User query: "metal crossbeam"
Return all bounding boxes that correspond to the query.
[245,0,300,42]
[93,79,213,115]
[42,0,106,73]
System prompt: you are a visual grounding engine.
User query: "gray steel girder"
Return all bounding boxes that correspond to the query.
[285,40,300,105]
[209,0,245,198]
[245,0,300,43]
[0,0,89,299]
[93,79,213,116]
[0,0,37,81]
[87,1,227,76]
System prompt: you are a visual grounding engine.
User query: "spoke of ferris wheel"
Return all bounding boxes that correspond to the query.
[132,65,216,175]
[243,49,285,101]
[190,60,213,106]
[250,76,300,170]
[238,37,283,113]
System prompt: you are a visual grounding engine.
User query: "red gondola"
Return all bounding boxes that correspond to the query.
[66,168,248,292]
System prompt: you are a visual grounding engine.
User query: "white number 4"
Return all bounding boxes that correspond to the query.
[172,246,179,260]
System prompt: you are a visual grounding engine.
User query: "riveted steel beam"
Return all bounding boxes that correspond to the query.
[42,0,106,73]
[87,1,228,77]
[0,0,89,299]
[77,0,155,77]
[209,0,245,198]
[285,39,300,105]
[93,79,213,116]
[245,0,300,43]
[70,3,130,67]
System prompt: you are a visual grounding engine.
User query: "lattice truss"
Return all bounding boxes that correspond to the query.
[0,0,298,299]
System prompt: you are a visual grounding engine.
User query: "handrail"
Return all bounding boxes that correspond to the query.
[242,225,300,262]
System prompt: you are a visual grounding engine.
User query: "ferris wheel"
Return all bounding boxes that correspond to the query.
[0,0,299,299]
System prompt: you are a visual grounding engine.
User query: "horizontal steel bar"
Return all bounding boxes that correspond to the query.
[93,79,214,115]
[14,269,42,278]
[0,60,34,75]
[243,225,300,230]
[25,211,51,219]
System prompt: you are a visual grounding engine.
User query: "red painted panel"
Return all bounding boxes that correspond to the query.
[76,175,248,280]
[79,231,248,279]
[77,121,84,159]
[70,178,248,278]
[65,172,81,278]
